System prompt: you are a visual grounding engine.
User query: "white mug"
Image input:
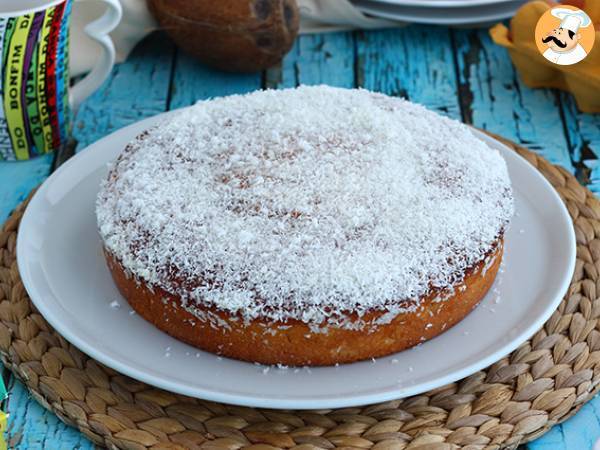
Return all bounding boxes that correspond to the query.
[0,0,122,160]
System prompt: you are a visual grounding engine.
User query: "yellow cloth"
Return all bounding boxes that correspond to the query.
[0,411,7,450]
[490,1,600,113]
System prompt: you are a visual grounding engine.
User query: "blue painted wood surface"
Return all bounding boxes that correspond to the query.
[5,377,92,450]
[0,154,53,225]
[73,32,175,151]
[0,28,598,449]
[356,26,461,118]
[561,93,600,195]
[170,52,262,108]
[452,29,574,173]
[266,32,356,89]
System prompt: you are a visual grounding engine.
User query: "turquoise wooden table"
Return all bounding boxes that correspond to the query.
[1,25,599,449]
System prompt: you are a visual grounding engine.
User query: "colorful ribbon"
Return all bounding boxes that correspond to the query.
[0,0,72,161]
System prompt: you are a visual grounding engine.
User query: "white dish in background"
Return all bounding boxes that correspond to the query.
[354,0,525,25]
[363,0,522,8]
[17,109,575,409]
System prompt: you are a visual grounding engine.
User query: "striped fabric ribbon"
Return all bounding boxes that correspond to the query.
[0,0,72,161]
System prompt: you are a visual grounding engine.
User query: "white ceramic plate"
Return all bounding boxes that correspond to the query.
[362,0,520,8]
[354,0,525,24]
[17,109,576,409]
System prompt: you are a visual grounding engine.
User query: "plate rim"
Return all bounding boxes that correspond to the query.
[361,0,520,8]
[16,110,577,409]
[354,0,521,24]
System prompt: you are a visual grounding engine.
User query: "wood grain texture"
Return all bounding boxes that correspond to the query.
[560,94,600,164]
[356,26,461,119]
[169,51,261,109]
[528,398,600,450]
[560,93,600,195]
[453,29,574,173]
[72,32,175,151]
[265,32,356,88]
[5,378,93,450]
[0,155,53,224]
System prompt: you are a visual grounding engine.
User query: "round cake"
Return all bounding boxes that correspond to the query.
[97,86,513,366]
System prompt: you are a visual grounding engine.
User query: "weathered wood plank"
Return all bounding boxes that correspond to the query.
[453,29,574,172]
[0,155,53,224]
[528,397,600,450]
[169,51,262,109]
[528,424,567,450]
[265,32,355,89]
[583,159,600,196]
[72,32,175,151]
[356,26,461,120]
[6,378,94,449]
[559,93,600,194]
[561,94,600,164]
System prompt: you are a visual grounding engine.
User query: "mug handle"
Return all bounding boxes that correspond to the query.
[69,0,123,113]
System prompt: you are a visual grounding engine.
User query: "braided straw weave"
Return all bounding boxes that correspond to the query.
[0,136,597,450]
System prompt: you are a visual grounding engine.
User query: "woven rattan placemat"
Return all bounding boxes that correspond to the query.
[0,135,597,450]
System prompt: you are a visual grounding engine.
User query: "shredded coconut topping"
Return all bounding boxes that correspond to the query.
[97,86,513,326]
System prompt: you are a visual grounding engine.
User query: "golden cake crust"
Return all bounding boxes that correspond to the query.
[104,238,503,366]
